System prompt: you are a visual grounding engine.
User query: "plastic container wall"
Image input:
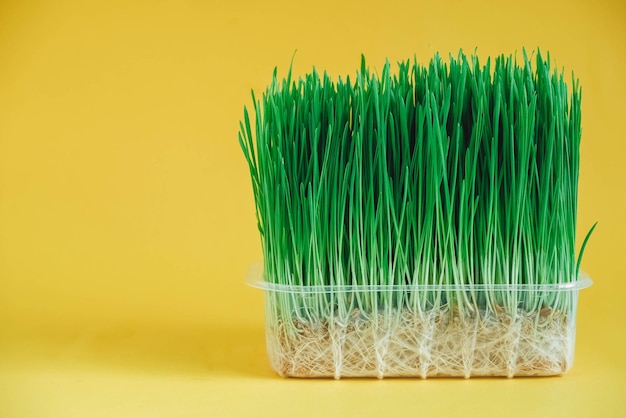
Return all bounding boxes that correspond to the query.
[249,271,592,379]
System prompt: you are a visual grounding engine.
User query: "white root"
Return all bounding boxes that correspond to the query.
[267,308,574,378]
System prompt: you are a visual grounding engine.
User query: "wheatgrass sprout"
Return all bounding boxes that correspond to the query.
[240,50,595,378]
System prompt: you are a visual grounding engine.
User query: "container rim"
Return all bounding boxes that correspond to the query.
[246,263,593,293]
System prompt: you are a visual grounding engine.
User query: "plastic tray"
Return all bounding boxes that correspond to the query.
[248,265,592,379]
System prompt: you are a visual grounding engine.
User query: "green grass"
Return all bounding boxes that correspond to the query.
[239,50,594,324]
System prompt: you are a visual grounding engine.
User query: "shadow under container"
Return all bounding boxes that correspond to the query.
[249,274,592,379]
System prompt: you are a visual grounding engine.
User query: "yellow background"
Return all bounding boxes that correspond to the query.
[1,0,624,416]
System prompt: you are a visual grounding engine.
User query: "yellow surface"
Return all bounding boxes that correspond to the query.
[1,0,625,416]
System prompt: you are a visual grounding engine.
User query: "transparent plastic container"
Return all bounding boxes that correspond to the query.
[248,265,592,379]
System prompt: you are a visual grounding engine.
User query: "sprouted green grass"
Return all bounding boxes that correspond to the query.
[240,50,595,378]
